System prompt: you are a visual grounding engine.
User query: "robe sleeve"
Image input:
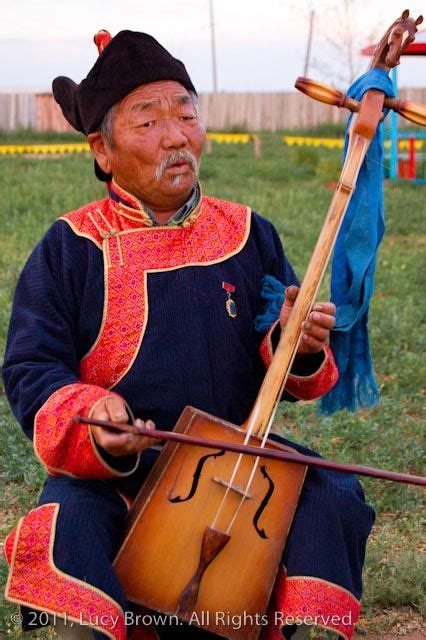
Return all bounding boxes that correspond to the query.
[252,213,338,401]
[2,221,139,479]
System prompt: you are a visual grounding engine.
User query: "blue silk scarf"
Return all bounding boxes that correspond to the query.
[255,69,395,413]
[320,68,395,413]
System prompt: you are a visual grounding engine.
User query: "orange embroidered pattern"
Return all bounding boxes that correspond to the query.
[6,504,126,640]
[34,383,121,479]
[63,196,250,389]
[266,569,359,640]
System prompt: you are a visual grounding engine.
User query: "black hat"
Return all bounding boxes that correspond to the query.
[52,30,197,181]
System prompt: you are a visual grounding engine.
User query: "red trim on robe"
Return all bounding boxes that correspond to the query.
[259,323,338,400]
[110,181,146,212]
[34,383,134,479]
[285,345,338,400]
[6,504,127,640]
[263,567,359,640]
[62,196,250,389]
[259,319,279,368]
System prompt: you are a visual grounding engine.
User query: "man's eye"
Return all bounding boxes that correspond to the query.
[140,120,155,128]
[179,115,197,122]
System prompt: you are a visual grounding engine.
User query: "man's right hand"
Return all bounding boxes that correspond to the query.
[90,395,156,457]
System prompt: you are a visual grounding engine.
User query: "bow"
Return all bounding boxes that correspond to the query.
[76,415,426,487]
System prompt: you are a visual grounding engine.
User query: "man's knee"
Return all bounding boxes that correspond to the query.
[38,476,128,565]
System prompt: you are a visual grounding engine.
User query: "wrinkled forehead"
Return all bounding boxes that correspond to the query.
[118,80,194,116]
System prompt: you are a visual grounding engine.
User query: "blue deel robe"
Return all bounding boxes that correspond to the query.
[3,194,374,640]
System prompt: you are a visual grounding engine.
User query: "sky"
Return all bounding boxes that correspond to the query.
[1,0,424,93]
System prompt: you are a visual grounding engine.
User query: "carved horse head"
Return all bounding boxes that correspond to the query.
[369,9,423,70]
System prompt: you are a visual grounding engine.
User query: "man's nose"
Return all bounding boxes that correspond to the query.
[160,118,188,148]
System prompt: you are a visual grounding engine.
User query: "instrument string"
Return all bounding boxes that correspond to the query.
[212,318,308,533]
[222,300,315,534]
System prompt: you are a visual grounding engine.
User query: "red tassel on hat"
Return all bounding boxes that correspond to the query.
[94,30,112,55]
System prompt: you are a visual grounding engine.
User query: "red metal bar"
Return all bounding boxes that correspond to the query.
[408,137,416,179]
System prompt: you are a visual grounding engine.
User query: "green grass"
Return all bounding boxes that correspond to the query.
[0,135,424,637]
[0,128,86,144]
[0,124,347,144]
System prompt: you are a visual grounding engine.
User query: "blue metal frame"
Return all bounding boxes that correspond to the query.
[389,67,399,180]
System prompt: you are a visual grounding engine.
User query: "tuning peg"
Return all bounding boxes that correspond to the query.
[386,98,426,127]
[295,77,426,127]
[295,77,359,111]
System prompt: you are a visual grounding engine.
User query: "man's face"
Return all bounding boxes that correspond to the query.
[96,80,206,211]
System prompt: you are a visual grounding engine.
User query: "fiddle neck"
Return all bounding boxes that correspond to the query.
[245,127,374,439]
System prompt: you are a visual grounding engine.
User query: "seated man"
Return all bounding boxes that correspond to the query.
[2,30,374,640]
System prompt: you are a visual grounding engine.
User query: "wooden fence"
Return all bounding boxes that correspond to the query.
[1,88,425,132]
[0,93,37,131]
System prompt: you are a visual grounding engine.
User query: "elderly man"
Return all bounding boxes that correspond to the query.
[3,30,374,640]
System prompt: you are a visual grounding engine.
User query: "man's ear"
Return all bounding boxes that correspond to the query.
[87,132,112,176]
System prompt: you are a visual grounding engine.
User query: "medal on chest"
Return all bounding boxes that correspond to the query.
[222,281,237,318]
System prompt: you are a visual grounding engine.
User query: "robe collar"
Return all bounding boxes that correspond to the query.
[108,179,202,227]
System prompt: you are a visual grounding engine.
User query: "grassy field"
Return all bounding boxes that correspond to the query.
[0,132,424,638]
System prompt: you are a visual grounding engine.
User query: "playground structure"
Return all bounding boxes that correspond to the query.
[388,66,426,183]
[363,31,426,183]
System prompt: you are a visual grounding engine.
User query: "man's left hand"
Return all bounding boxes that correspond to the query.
[280,285,336,355]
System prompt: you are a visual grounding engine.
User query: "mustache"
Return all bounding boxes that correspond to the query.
[155,150,199,181]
